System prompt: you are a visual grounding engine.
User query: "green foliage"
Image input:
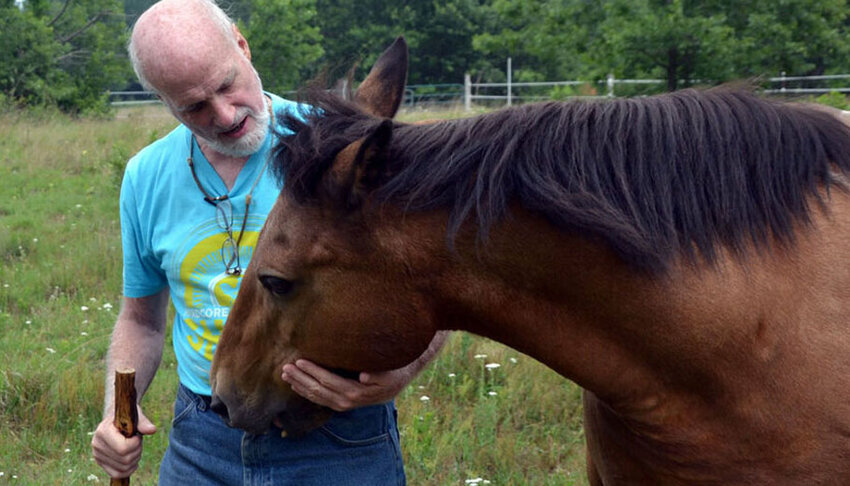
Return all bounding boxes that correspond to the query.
[0,0,130,113]
[239,0,324,94]
[814,91,850,110]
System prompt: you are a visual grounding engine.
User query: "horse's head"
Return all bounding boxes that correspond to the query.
[210,37,440,435]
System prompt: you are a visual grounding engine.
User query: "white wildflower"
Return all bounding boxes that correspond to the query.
[65,448,70,453]
[25,320,31,325]
[102,303,113,310]
[488,391,498,396]
[86,474,100,482]
[32,238,38,243]
[80,306,89,311]
[485,363,501,370]
[46,347,56,354]
[473,354,487,359]
[419,395,430,402]
[448,373,456,378]
[80,331,89,336]
[509,357,518,364]
[465,479,483,484]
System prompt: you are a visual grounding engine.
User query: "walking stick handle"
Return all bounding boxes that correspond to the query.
[110,369,138,486]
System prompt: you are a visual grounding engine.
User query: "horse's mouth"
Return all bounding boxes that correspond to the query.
[272,403,334,437]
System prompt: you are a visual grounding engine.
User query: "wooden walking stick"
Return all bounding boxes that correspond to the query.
[111,369,138,486]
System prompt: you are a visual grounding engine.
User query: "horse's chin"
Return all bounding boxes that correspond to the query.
[273,406,334,437]
[224,397,333,437]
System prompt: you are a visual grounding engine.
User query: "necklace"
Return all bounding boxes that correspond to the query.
[186,96,274,275]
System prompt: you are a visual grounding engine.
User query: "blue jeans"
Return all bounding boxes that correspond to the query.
[158,384,406,485]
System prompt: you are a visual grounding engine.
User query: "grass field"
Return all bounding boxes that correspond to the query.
[0,105,586,485]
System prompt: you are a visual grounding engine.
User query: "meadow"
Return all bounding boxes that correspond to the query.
[0,105,587,485]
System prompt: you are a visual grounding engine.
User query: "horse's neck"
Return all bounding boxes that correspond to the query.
[426,203,847,409]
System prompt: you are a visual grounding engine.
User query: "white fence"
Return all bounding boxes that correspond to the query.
[462,58,850,110]
[108,72,850,109]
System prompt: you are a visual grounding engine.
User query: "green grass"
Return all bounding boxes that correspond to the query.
[0,105,586,484]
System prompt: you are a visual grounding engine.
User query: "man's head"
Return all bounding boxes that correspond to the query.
[129,0,268,157]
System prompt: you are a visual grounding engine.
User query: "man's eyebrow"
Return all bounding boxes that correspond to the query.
[174,67,238,112]
[218,68,237,90]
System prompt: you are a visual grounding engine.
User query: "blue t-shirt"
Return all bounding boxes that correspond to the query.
[120,93,305,396]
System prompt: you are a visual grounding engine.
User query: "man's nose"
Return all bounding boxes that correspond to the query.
[209,98,235,127]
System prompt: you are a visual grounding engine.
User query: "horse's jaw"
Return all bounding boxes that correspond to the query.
[210,372,333,436]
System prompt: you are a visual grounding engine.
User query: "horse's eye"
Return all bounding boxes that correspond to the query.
[259,275,294,297]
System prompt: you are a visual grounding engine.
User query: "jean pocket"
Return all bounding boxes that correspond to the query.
[171,386,197,427]
[319,403,391,447]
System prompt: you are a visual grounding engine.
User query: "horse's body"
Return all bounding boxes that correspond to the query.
[211,38,850,483]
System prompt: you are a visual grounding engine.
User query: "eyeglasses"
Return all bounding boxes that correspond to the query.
[185,96,274,276]
[214,197,249,276]
[187,143,253,277]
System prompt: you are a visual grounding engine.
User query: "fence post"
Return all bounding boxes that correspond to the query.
[464,73,471,112]
[506,57,512,107]
[607,73,615,97]
[780,71,786,93]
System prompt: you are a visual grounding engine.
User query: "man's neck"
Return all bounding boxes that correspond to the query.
[197,139,250,191]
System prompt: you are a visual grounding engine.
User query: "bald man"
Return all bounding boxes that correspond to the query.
[91,1,445,483]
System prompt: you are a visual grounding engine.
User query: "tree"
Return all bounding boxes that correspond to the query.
[0,0,130,113]
[596,0,738,90]
[315,0,485,85]
[239,0,324,94]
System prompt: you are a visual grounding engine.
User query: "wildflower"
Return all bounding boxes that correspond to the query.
[448,373,456,378]
[473,354,487,359]
[75,204,82,209]
[465,478,483,484]
[488,391,498,396]
[86,474,100,482]
[65,448,70,453]
[419,395,430,402]
[25,320,31,325]
[80,306,89,311]
[102,303,113,310]
[485,363,501,370]
[509,357,518,364]
[46,347,56,354]
[32,238,38,243]
[89,297,97,302]
[81,331,89,336]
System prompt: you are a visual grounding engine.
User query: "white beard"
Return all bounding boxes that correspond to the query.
[200,105,270,157]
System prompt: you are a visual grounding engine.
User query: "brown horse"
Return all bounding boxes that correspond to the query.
[211,38,850,484]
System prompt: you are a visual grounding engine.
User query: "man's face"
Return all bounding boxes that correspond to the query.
[155,33,268,158]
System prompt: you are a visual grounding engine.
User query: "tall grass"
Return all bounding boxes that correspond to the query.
[0,105,586,484]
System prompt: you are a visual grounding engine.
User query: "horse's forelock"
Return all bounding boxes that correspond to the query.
[273,89,386,204]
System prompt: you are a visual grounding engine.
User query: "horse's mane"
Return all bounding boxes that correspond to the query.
[274,87,850,273]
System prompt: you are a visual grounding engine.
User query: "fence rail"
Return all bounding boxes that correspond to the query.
[108,71,850,110]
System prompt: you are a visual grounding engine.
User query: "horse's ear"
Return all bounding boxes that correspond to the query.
[354,37,408,118]
[322,119,393,209]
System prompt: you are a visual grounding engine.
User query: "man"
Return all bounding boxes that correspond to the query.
[91,1,446,483]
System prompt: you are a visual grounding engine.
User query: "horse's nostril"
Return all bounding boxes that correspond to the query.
[210,394,229,421]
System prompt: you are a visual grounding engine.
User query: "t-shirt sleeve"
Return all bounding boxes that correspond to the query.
[119,161,167,298]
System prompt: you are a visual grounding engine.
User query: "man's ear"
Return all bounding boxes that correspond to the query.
[353,37,408,118]
[321,120,394,209]
[232,23,251,61]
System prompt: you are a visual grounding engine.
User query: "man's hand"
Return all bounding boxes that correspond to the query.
[282,360,412,411]
[91,406,156,479]
[282,331,449,411]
